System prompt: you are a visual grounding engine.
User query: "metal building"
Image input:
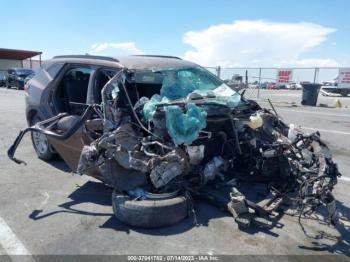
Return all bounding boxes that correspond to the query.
[0,48,42,78]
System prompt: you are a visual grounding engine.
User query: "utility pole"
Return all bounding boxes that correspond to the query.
[313,68,319,83]
[216,66,221,79]
[258,68,261,99]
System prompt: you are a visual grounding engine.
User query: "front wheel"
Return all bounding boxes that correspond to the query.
[112,190,189,228]
[31,116,56,160]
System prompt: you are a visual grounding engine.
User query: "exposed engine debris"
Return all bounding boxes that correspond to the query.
[79,68,341,229]
[8,66,342,230]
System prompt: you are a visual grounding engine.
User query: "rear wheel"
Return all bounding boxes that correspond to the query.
[31,116,56,160]
[15,81,21,90]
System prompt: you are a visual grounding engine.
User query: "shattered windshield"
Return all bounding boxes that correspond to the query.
[155,66,235,100]
[104,66,239,103]
[102,66,243,130]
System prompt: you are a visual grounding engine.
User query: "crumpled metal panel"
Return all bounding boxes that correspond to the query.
[149,149,188,188]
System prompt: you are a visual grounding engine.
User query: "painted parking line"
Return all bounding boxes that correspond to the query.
[262,93,300,97]
[303,126,350,136]
[277,108,350,118]
[0,216,33,258]
[339,176,350,182]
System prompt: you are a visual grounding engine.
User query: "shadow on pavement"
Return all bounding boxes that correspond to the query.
[297,200,350,256]
[26,180,285,236]
[46,159,71,173]
[27,180,348,245]
[27,180,229,236]
[28,181,113,220]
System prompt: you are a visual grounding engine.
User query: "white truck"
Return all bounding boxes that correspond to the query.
[321,69,350,97]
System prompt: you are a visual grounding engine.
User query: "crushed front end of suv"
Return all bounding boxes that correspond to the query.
[8,56,341,229]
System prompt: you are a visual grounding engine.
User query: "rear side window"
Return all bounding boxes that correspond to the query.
[56,66,93,115]
[29,63,65,90]
[46,63,64,79]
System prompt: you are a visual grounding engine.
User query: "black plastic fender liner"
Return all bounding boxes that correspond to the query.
[7,105,99,165]
[112,190,189,228]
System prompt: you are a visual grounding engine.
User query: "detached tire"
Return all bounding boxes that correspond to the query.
[112,190,188,228]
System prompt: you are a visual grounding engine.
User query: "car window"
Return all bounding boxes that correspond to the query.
[94,68,119,103]
[46,63,64,79]
[57,66,93,115]
[15,69,34,75]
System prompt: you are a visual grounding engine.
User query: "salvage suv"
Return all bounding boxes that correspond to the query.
[9,55,341,229]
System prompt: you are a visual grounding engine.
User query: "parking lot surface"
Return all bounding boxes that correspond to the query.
[0,88,349,256]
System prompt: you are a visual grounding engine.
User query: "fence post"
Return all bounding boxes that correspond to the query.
[313,68,319,83]
[216,66,221,79]
[257,67,261,99]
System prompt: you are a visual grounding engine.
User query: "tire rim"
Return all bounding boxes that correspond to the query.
[126,188,180,200]
[32,131,49,154]
[145,190,180,200]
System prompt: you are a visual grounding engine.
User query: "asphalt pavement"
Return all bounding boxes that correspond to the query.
[0,88,349,258]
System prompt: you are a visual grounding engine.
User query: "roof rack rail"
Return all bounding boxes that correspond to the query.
[133,55,182,60]
[53,55,119,62]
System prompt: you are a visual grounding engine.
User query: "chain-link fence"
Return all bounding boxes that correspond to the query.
[205,66,343,99]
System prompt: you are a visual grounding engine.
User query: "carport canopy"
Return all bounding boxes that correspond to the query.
[0,48,42,60]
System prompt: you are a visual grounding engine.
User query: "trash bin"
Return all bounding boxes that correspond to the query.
[301,83,321,106]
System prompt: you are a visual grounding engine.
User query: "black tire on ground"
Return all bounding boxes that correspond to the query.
[112,190,189,228]
[6,81,10,89]
[30,116,56,160]
[15,82,22,90]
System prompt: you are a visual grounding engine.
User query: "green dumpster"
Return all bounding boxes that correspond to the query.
[301,83,321,106]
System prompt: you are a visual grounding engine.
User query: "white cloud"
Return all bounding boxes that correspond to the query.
[182,20,338,67]
[90,42,144,55]
[295,58,339,67]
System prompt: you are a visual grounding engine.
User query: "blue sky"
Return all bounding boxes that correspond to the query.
[1,0,349,66]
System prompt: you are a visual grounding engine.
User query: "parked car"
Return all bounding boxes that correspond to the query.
[259,82,268,89]
[266,82,277,89]
[278,84,287,89]
[223,74,246,91]
[8,55,341,230]
[321,78,349,97]
[289,83,302,90]
[6,68,34,90]
[0,75,6,87]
